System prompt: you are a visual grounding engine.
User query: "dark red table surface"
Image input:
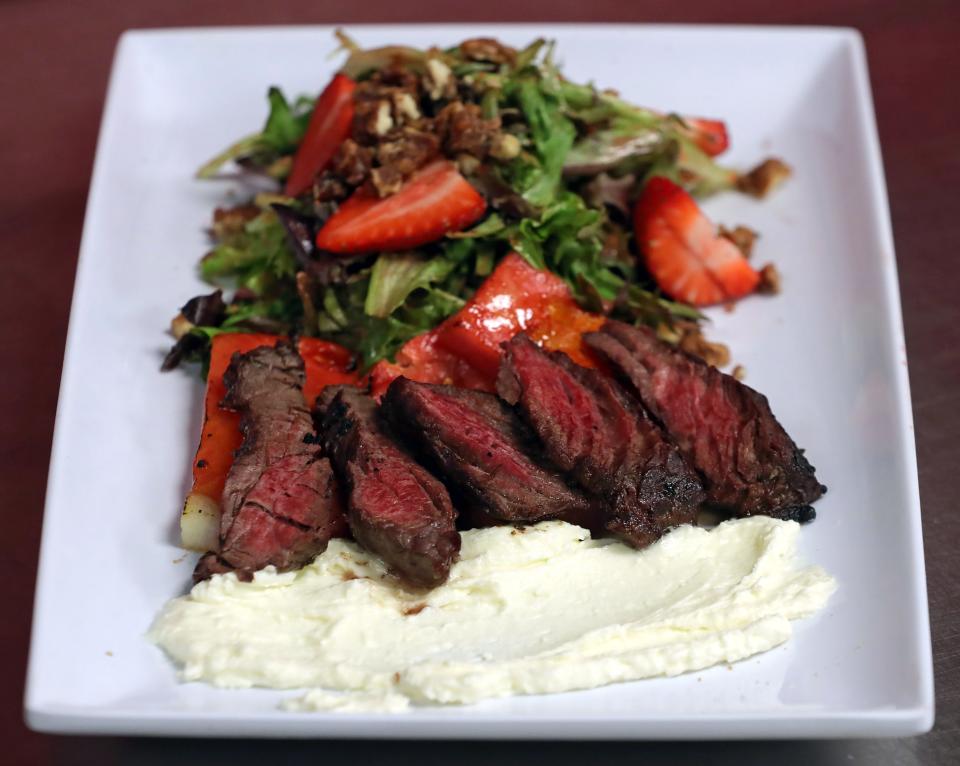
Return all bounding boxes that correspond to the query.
[2,1,958,763]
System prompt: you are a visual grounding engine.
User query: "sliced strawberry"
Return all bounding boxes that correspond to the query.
[635,176,760,307]
[284,74,356,197]
[679,116,730,157]
[315,161,486,254]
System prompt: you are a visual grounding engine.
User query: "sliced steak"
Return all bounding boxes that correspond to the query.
[194,343,347,582]
[381,377,598,528]
[584,321,825,521]
[318,386,459,587]
[497,334,705,547]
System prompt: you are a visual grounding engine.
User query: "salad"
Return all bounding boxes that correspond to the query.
[163,32,789,378]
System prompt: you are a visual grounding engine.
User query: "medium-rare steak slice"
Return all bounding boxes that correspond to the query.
[194,343,347,582]
[584,320,826,521]
[497,334,704,547]
[318,386,460,587]
[381,377,597,527]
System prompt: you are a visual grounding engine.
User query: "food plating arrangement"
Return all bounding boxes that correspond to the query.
[151,33,835,712]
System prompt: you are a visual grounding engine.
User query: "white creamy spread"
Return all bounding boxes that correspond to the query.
[281,689,411,714]
[150,517,835,710]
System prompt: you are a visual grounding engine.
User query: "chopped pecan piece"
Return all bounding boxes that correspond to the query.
[313,171,349,203]
[370,128,441,197]
[352,66,421,144]
[374,61,420,91]
[376,128,441,172]
[459,38,517,65]
[372,101,394,136]
[436,101,502,159]
[370,166,405,197]
[424,57,456,100]
[757,263,781,294]
[673,321,731,368]
[332,139,374,187]
[391,91,421,123]
[352,98,386,144]
[212,204,259,242]
[719,225,759,259]
[737,158,792,198]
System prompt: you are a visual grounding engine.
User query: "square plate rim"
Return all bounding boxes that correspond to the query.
[24,22,934,739]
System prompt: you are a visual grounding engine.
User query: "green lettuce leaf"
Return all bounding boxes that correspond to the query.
[260,87,314,153]
[508,191,626,299]
[200,245,260,281]
[201,210,296,283]
[557,80,738,197]
[511,80,576,207]
[315,270,466,371]
[563,126,665,177]
[446,213,505,239]
[196,87,313,177]
[364,253,456,318]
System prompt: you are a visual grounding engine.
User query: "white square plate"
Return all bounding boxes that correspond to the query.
[25,24,933,738]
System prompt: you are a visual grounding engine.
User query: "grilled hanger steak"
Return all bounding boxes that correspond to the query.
[498,334,705,547]
[585,321,825,521]
[318,385,460,587]
[382,377,598,528]
[194,343,347,582]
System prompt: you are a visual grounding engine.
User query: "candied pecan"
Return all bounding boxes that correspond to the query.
[352,65,421,141]
[353,66,421,144]
[313,171,348,203]
[212,204,259,242]
[673,321,731,368]
[757,263,782,295]
[719,225,759,259]
[355,63,420,98]
[375,61,421,91]
[352,98,384,145]
[424,57,457,101]
[368,128,441,197]
[353,99,396,143]
[370,165,406,197]
[332,139,374,187]
[459,38,517,65]
[391,91,421,124]
[436,101,502,159]
[376,128,440,172]
[737,158,792,198]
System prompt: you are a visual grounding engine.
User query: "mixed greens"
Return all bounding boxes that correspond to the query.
[166,33,778,374]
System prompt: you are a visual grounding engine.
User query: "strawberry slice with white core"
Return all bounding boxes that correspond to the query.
[635,176,760,307]
[316,161,486,254]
